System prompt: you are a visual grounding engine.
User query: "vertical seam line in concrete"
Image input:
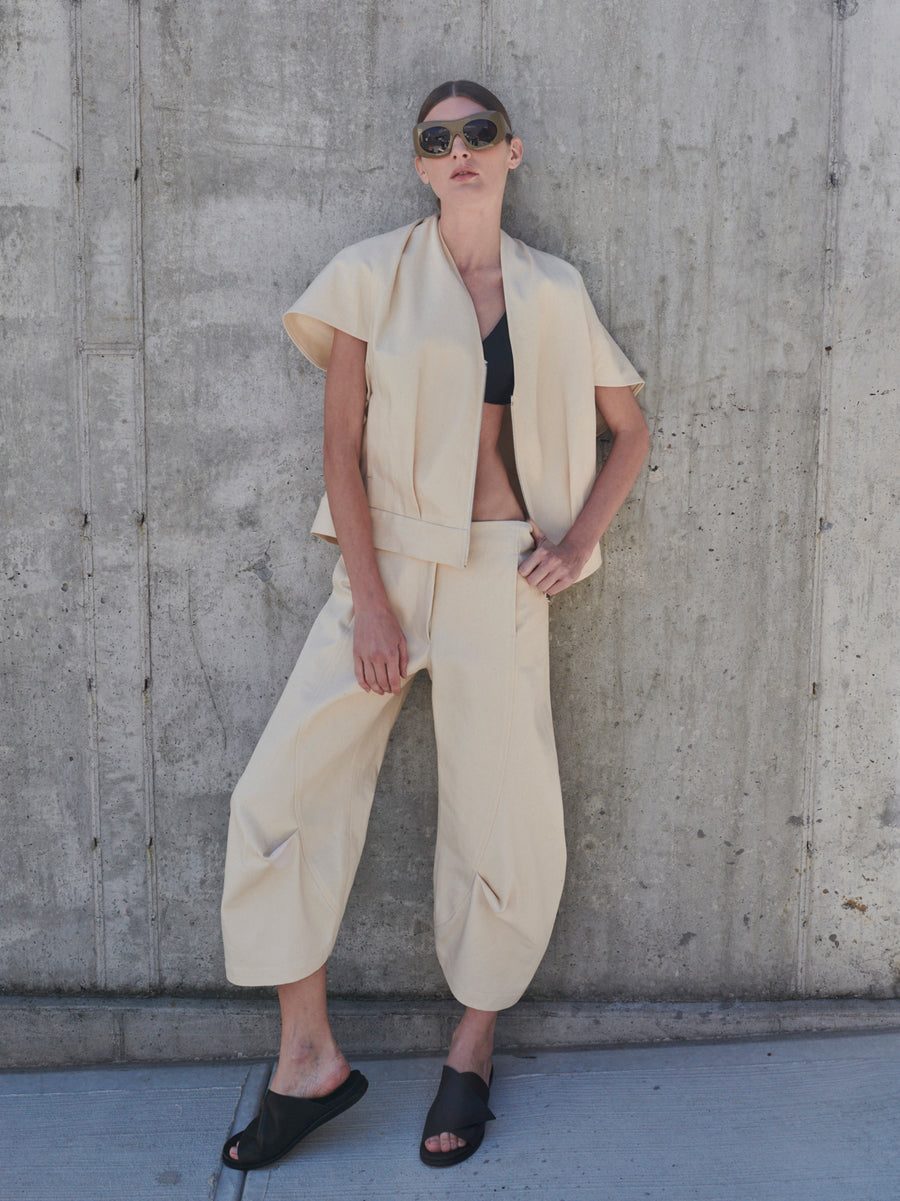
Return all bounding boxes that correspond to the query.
[129,0,160,991]
[212,1062,273,1201]
[71,0,107,993]
[796,3,845,997]
[481,0,492,78]
[113,1009,125,1062]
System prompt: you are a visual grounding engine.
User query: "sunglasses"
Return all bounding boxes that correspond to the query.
[413,110,511,158]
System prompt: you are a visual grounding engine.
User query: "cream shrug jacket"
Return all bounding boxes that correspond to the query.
[283,215,643,582]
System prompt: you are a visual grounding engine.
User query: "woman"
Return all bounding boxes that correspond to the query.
[221,80,648,1171]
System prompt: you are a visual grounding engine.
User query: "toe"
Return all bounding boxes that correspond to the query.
[424,1132,467,1154]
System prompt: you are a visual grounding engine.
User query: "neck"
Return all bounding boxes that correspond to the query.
[437,199,503,274]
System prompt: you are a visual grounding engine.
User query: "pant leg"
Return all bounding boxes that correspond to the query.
[221,550,431,986]
[429,522,567,1011]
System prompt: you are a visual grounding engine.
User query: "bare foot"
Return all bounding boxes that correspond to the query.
[229,1044,350,1161]
[423,1010,496,1155]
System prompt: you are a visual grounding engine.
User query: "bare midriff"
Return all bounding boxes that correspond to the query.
[471,401,527,522]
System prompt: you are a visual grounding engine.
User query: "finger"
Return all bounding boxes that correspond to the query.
[372,660,392,694]
[544,568,569,595]
[529,518,546,545]
[363,660,385,695]
[518,546,547,577]
[385,652,403,694]
[398,637,409,679]
[546,577,571,596]
[525,557,558,590]
[355,656,371,692]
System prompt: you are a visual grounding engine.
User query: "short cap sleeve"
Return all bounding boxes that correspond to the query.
[579,278,644,399]
[282,246,372,371]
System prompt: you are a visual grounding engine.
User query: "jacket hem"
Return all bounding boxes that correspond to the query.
[312,495,470,568]
[312,495,602,579]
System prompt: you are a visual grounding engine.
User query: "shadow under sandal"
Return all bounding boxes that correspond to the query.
[419,1065,495,1168]
[221,1069,368,1171]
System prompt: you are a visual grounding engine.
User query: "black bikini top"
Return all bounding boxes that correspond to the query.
[482,312,514,406]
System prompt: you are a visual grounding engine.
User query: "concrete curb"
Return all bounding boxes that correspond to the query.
[2,995,899,1069]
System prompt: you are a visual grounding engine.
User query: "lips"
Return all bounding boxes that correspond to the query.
[451,168,477,179]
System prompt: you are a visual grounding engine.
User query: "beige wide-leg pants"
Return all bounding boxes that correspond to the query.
[221,520,566,1011]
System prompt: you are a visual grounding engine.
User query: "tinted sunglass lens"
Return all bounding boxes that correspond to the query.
[463,119,499,148]
[419,126,451,155]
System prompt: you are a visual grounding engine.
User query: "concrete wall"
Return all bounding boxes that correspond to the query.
[2,0,897,1009]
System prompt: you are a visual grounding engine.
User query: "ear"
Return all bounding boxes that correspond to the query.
[507,136,524,171]
[414,156,431,185]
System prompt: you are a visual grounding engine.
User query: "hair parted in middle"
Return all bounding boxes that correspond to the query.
[416,80,513,136]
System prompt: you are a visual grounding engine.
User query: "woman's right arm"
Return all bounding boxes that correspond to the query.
[323,328,408,696]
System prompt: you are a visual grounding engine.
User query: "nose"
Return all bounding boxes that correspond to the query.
[450,133,470,156]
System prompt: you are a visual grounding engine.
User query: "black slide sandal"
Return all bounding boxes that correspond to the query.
[419,1065,495,1167]
[222,1069,368,1171]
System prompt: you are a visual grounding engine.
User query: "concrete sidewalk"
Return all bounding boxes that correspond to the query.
[2,1030,898,1201]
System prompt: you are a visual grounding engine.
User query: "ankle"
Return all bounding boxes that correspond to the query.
[278,1036,343,1069]
[270,1043,349,1099]
[446,1026,495,1082]
[450,1027,494,1055]
[451,1012,496,1049]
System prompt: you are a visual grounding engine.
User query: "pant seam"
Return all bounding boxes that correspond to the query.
[434,599,520,933]
[289,609,347,920]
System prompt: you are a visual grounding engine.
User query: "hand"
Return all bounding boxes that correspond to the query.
[518,520,587,597]
[353,603,409,695]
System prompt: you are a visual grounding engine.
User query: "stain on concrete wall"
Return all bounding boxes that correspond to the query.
[1,0,897,1003]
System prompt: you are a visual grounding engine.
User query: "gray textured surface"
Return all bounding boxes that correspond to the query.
[803,0,900,997]
[0,1061,255,1200]
[2,994,900,1071]
[1,0,898,1010]
[1,1034,898,1200]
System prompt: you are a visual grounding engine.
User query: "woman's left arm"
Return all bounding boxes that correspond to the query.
[518,384,650,596]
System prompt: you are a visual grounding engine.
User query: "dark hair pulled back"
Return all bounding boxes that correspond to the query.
[416,80,513,136]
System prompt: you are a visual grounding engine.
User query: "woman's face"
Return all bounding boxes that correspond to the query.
[414,95,523,207]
